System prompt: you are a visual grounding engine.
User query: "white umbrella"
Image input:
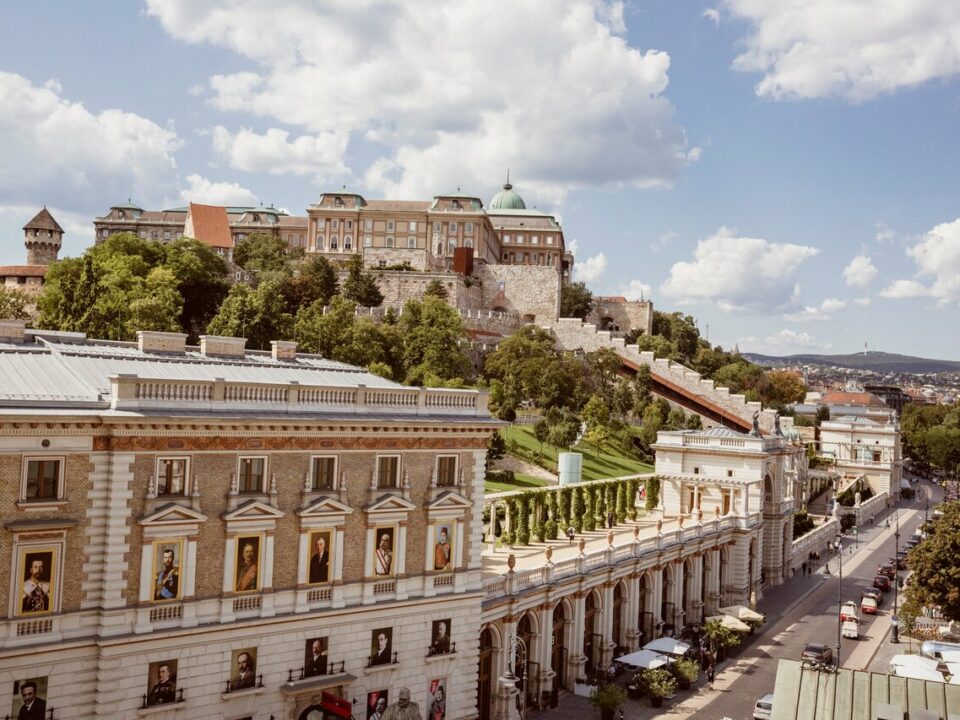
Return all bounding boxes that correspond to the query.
[643,637,691,656]
[706,614,751,632]
[614,649,670,669]
[719,605,765,623]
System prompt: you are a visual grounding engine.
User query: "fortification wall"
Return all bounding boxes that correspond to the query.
[586,299,653,336]
[474,264,561,324]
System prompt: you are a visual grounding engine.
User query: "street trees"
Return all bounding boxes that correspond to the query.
[903,501,960,621]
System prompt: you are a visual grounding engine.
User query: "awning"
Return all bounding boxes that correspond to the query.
[706,614,751,632]
[614,649,670,669]
[719,605,765,623]
[643,637,691,656]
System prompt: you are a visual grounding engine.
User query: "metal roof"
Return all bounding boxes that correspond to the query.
[772,659,960,720]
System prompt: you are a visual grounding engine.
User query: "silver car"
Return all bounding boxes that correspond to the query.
[754,693,774,720]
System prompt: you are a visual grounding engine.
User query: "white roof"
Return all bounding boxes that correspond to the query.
[615,649,670,669]
[643,637,690,656]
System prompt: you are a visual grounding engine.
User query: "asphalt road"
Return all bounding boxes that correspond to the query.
[692,478,940,720]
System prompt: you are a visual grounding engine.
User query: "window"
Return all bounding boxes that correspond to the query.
[378,260,387,268]
[330,235,339,250]
[312,456,337,491]
[299,234,304,244]
[387,220,395,231]
[344,235,353,250]
[516,234,525,244]
[546,235,555,245]
[332,219,339,229]
[448,222,457,232]
[693,466,700,475]
[436,456,458,487]
[433,223,442,234]
[465,222,473,234]
[531,235,539,244]
[727,469,734,478]
[448,239,457,254]
[377,456,400,489]
[24,459,61,500]
[317,219,326,230]
[157,458,188,496]
[407,236,417,248]
[238,457,266,493]
[138,230,146,238]
[364,235,373,247]
[334,197,344,207]
[516,252,525,262]
[346,220,353,229]
[502,252,509,260]
[409,221,417,231]
[503,234,511,243]
[365,219,373,231]
[464,238,474,248]
[452,199,462,209]
[386,236,394,248]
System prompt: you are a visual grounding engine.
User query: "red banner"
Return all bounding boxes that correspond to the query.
[320,691,352,719]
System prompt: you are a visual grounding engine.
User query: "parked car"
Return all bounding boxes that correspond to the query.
[873,575,892,592]
[801,642,834,666]
[754,693,774,720]
[861,596,879,615]
[862,587,883,605]
[877,563,897,580]
[840,601,860,622]
[842,619,860,640]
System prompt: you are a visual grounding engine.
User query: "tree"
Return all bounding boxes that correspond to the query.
[548,417,581,450]
[764,370,807,405]
[0,288,30,320]
[342,254,384,307]
[486,431,507,468]
[206,276,294,349]
[163,238,230,337]
[582,394,611,429]
[559,281,594,319]
[124,267,184,335]
[400,296,470,385]
[284,255,339,313]
[533,419,550,453]
[423,279,449,301]
[903,501,960,619]
[232,233,294,275]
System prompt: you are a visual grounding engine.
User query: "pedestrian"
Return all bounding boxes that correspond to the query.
[607,510,615,529]
[566,526,576,545]
[802,561,808,576]
[707,663,715,689]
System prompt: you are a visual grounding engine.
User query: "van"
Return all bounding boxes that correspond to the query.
[753,693,774,720]
[920,640,960,660]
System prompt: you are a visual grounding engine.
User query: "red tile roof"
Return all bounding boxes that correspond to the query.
[821,391,888,408]
[184,203,233,249]
[0,265,48,277]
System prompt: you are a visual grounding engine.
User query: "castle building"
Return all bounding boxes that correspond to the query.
[818,414,902,499]
[0,208,63,296]
[0,320,495,719]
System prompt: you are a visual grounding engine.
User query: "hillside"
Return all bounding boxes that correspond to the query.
[743,350,960,374]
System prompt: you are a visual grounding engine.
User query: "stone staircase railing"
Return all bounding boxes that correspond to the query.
[547,318,778,433]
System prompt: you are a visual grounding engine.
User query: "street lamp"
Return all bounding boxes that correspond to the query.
[892,512,900,644]
[833,534,844,667]
[506,632,528,720]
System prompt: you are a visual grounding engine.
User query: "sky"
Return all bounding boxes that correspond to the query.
[0,1,958,359]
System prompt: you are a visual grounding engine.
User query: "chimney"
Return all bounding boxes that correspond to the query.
[199,335,247,358]
[271,340,297,361]
[137,330,187,354]
[0,319,26,343]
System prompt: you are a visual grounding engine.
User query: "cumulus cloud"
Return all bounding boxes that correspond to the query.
[575,252,607,284]
[843,254,878,288]
[784,298,846,322]
[0,204,93,262]
[765,329,828,349]
[179,174,259,206]
[619,279,652,301]
[146,0,697,202]
[212,126,349,179]
[875,222,896,243]
[724,1,960,101]
[880,218,960,303]
[0,71,181,211]
[703,8,721,25]
[660,227,820,313]
[854,297,871,307]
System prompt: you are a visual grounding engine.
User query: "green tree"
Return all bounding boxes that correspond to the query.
[342,254,384,307]
[423,279,449,300]
[206,276,294,349]
[0,288,30,320]
[903,501,960,619]
[124,267,184,335]
[582,394,611,429]
[284,255,339,313]
[232,233,295,275]
[533,419,550,453]
[163,238,230,337]
[400,295,470,384]
[486,431,507,468]
[559,281,594,319]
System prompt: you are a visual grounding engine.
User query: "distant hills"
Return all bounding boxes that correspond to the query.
[742,350,960,374]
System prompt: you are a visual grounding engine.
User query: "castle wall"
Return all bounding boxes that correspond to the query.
[586,299,653,336]
[474,265,561,324]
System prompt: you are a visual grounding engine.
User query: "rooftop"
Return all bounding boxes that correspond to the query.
[0,265,47,277]
[23,207,63,233]
[185,203,232,249]
[821,390,889,408]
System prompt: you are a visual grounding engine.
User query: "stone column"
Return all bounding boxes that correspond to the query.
[704,549,721,615]
[569,593,587,684]
[496,617,520,720]
[651,567,664,634]
[686,553,704,623]
[537,604,557,704]
[668,561,685,630]
[600,582,616,668]
[625,575,642,650]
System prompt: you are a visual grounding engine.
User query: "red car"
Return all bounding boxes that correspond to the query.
[877,563,896,580]
[873,575,892,592]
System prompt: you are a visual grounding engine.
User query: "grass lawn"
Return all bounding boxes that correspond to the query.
[484,473,553,494]
[501,424,654,481]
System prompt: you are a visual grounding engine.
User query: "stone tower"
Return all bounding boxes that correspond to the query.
[23,207,63,266]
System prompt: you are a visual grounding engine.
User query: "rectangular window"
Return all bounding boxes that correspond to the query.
[516,252,525,262]
[365,219,373,231]
[465,222,473,234]
[693,466,700,475]
[516,234,524,244]
[364,235,373,247]
[138,230,146,238]
[387,220,395,231]
[299,234,304,244]
[317,219,326,230]
[386,236,394,248]
[436,456,458,487]
[407,236,417,248]
[448,222,457,232]
[332,219,339,229]
[24,459,61,500]
[503,234,511,243]
[727,469,734,478]
[408,221,417,232]
[346,220,353,229]
[238,457,266,493]
[531,234,539,244]
[157,458,188,496]
[377,456,400,489]
[546,235,555,244]
[312,456,337,491]
[163,231,171,241]
[330,235,339,249]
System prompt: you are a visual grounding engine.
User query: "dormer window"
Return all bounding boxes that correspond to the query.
[452,199,461,209]
[334,197,344,207]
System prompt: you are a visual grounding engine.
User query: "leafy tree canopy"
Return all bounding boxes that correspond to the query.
[232,233,298,275]
[342,254,384,307]
[0,288,31,321]
[904,501,960,619]
[205,276,293,350]
[560,281,594,319]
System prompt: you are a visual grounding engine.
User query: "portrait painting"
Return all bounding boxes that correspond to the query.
[234,535,261,593]
[303,636,328,677]
[429,619,452,656]
[428,678,447,720]
[307,530,332,585]
[372,526,395,577]
[151,539,183,602]
[11,676,48,720]
[432,523,454,572]
[16,546,57,617]
[367,690,388,720]
[230,648,257,691]
[146,659,178,706]
[369,627,393,666]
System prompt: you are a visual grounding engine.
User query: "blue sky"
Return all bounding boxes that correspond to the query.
[0,1,957,359]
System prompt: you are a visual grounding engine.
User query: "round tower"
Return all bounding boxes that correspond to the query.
[23,208,63,266]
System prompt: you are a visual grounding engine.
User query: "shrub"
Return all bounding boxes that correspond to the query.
[544,519,558,540]
[673,658,700,683]
[589,683,627,712]
[644,668,677,698]
[645,476,661,510]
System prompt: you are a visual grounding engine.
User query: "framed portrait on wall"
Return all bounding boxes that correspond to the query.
[11,676,48,720]
[428,678,447,720]
[146,659,178,706]
[432,523,454,572]
[307,530,332,585]
[303,636,328,677]
[372,526,395,577]
[367,690,388,720]
[429,619,452,656]
[151,539,183,602]
[234,535,261,593]
[15,546,58,617]
[230,648,257,691]
[369,627,393,666]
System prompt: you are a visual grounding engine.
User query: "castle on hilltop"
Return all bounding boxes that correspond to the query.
[0,208,63,296]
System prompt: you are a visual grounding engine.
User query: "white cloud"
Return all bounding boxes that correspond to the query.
[853,297,871,307]
[703,8,721,25]
[660,227,820,313]
[724,1,960,101]
[0,71,181,211]
[765,329,827,349]
[146,0,697,203]
[880,218,960,303]
[179,174,259,207]
[843,254,878,288]
[0,203,94,261]
[875,222,896,243]
[784,297,846,322]
[619,279,652,301]
[648,231,679,253]
[212,126,349,179]
[575,252,607,284]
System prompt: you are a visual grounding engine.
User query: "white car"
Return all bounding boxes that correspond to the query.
[842,619,860,640]
[754,693,774,720]
[840,601,859,622]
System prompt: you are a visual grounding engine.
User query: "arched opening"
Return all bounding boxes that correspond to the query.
[612,582,625,651]
[661,566,675,636]
[478,627,497,720]
[600,316,615,331]
[719,545,730,607]
[637,573,652,645]
[492,305,508,314]
[516,612,536,708]
[583,590,600,673]
[552,602,568,694]
[748,539,758,598]
[764,475,773,501]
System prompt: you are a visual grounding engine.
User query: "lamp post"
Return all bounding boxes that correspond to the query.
[506,633,528,720]
[834,534,844,667]
[892,512,900,643]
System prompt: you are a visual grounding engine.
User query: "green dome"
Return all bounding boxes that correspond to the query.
[489,182,526,210]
